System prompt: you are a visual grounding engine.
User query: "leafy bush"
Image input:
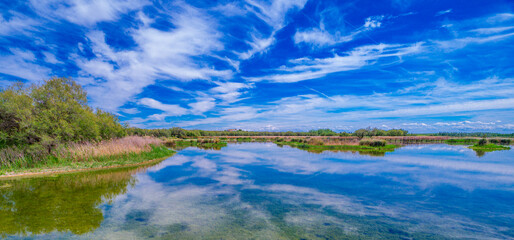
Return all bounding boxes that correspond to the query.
[359,139,387,147]
[490,139,512,145]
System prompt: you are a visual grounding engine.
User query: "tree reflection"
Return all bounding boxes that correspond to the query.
[0,165,152,237]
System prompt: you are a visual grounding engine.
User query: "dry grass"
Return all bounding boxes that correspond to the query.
[0,145,48,168]
[60,136,164,161]
[0,136,165,169]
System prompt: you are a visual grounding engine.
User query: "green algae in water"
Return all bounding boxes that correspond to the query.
[0,165,153,238]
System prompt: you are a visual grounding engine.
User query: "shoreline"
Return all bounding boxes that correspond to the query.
[0,155,173,180]
[2,137,512,179]
[0,146,176,179]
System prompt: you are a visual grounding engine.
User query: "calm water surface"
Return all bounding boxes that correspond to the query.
[1,143,514,239]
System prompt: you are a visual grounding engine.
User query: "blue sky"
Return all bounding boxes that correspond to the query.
[1,0,514,132]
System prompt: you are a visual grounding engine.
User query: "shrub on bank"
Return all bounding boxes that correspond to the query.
[359,139,387,147]
[489,139,511,145]
[478,138,488,146]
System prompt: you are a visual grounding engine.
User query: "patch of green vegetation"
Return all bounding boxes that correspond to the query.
[445,138,479,145]
[236,137,253,142]
[468,143,511,151]
[468,140,511,157]
[0,145,175,176]
[359,139,387,147]
[230,137,269,143]
[489,138,512,145]
[275,140,398,155]
[166,140,227,150]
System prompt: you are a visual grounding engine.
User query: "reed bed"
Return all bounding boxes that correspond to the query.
[61,136,164,161]
[0,136,168,173]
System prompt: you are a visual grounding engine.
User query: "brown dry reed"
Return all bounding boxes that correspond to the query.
[0,136,164,168]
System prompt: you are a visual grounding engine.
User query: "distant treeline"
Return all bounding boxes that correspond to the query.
[128,127,514,139]
[0,78,126,152]
[427,132,514,137]
[127,127,410,138]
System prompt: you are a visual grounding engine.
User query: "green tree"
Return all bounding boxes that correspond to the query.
[0,77,128,151]
[30,77,90,145]
[353,128,370,138]
[96,109,126,140]
[0,82,37,146]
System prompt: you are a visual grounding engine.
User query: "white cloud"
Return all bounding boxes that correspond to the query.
[247,42,423,83]
[29,0,149,26]
[42,51,61,64]
[436,9,452,16]
[179,106,259,127]
[294,29,339,47]
[363,15,384,28]
[210,81,253,103]
[76,3,232,111]
[237,34,275,60]
[139,98,188,118]
[469,26,514,35]
[245,0,307,30]
[435,32,514,50]
[120,108,140,115]
[175,77,514,130]
[0,49,52,81]
[0,12,38,36]
[485,13,514,24]
[402,122,429,127]
[436,12,514,50]
[294,15,385,48]
[134,81,253,124]
[236,0,308,59]
[188,98,216,115]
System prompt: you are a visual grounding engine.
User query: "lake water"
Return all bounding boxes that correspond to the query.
[1,143,514,239]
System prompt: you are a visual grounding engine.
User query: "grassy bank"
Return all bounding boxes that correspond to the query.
[0,136,175,176]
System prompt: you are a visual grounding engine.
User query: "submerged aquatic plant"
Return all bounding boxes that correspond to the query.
[0,165,154,237]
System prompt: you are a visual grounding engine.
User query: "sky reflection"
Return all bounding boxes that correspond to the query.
[3,143,514,239]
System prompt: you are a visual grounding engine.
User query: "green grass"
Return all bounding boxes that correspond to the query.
[0,145,175,176]
[445,138,479,145]
[167,140,227,149]
[468,143,511,151]
[275,141,398,155]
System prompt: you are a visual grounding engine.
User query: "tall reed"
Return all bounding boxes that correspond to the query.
[60,136,164,161]
[0,136,164,169]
